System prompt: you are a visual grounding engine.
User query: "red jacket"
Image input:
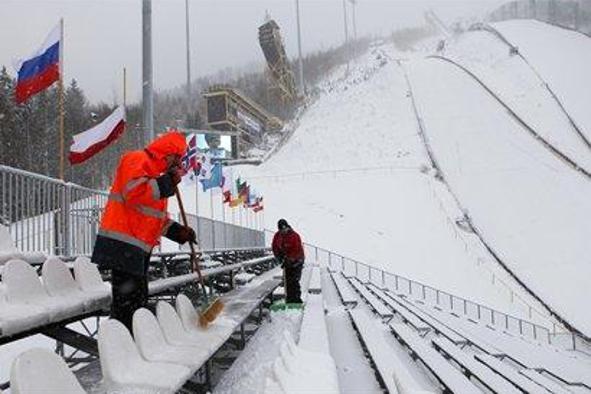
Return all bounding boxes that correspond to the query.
[272,229,305,263]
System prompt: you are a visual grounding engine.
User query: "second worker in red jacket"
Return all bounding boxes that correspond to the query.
[272,219,305,304]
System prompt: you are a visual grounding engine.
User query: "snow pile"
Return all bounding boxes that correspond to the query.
[234,271,256,285]
[494,20,591,143]
[264,331,339,394]
[0,225,45,265]
[213,310,302,394]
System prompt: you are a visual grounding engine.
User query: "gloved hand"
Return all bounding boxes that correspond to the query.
[168,167,184,185]
[176,225,197,244]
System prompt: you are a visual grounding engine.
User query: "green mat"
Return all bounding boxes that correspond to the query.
[270,302,305,312]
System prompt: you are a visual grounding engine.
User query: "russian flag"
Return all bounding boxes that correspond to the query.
[68,106,126,164]
[15,23,61,104]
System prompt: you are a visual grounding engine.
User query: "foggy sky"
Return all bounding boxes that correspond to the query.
[0,0,500,104]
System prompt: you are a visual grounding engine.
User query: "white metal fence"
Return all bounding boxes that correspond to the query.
[0,165,264,256]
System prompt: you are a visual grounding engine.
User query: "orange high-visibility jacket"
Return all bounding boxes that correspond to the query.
[93,132,187,272]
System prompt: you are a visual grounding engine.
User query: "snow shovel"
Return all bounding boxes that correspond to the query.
[175,187,224,328]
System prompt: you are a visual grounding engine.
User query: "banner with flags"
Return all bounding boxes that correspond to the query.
[15,22,61,104]
[68,106,126,164]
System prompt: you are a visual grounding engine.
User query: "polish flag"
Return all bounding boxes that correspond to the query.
[68,106,126,164]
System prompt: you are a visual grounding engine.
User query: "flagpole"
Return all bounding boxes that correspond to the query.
[210,188,215,249]
[123,67,127,108]
[58,18,65,180]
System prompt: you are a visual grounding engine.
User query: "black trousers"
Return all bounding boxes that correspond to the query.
[284,261,304,303]
[111,267,148,333]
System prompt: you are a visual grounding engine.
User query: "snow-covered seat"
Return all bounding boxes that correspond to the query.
[265,330,340,394]
[175,294,209,335]
[0,277,49,337]
[42,257,100,313]
[2,259,82,334]
[156,300,204,348]
[10,348,85,394]
[98,318,191,393]
[133,308,202,373]
[72,256,110,307]
[0,226,45,265]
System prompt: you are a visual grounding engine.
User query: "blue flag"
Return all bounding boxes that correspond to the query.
[199,162,224,192]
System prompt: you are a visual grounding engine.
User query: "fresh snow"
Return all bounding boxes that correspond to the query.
[408,55,591,337]
[442,28,591,172]
[494,20,591,144]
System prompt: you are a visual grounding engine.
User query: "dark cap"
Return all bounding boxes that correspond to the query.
[277,219,289,230]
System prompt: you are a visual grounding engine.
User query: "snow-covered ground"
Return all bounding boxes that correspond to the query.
[494,20,591,144]
[443,27,591,172]
[231,48,538,321]
[407,41,591,336]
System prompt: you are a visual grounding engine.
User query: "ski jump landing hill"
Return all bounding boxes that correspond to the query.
[1,18,591,394]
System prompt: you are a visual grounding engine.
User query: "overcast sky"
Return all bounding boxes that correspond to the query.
[0,0,500,104]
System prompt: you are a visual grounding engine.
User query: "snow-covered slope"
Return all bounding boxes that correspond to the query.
[409,55,591,338]
[443,28,591,172]
[233,48,537,319]
[494,20,591,144]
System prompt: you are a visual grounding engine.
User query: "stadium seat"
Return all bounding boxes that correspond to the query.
[0,226,45,265]
[175,293,208,334]
[9,348,85,394]
[156,301,203,348]
[73,256,110,293]
[42,257,94,313]
[132,308,202,373]
[98,318,191,393]
[3,259,79,322]
[72,256,110,308]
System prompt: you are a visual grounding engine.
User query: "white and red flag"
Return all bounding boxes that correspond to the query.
[68,106,126,164]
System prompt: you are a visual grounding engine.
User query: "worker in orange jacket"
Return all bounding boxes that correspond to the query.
[91,131,196,330]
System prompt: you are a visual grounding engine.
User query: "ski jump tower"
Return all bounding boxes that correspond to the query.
[258,16,297,104]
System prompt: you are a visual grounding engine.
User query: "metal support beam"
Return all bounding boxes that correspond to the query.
[41,326,99,357]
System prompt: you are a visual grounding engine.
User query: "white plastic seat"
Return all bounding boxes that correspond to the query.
[42,257,93,313]
[156,301,204,348]
[0,226,46,265]
[98,318,191,393]
[73,256,110,293]
[175,294,208,335]
[133,308,202,373]
[72,256,110,309]
[2,259,80,330]
[10,348,85,394]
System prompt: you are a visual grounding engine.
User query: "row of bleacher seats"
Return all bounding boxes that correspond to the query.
[7,294,210,393]
[0,257,110,338]
[332,271,591,393]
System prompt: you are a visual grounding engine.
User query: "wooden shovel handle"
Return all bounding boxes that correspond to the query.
[174,187,207,295]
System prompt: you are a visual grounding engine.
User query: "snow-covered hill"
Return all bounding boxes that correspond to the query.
[229,20,591,337]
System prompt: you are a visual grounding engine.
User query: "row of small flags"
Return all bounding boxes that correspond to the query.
[182,135,264,212]
[14,21,127,165]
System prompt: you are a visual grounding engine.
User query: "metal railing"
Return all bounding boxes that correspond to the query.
[0,165,108,256]
[302,243,553,343]
[183,213,265,250]
[0,165,265,257]
[296,240,591,353]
